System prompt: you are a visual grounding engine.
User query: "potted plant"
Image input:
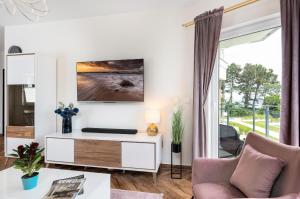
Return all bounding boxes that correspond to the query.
[172,106,184,153]
[55,102,79,133]
[10,142,44,190]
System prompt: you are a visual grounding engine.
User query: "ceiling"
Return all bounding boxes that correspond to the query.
[0,0,198,26]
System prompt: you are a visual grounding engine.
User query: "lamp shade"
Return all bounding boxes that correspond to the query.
[145,110,160,124]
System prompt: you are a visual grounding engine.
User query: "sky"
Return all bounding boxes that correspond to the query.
[222,28,282,82]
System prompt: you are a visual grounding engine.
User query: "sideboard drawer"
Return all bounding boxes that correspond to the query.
[75,140,121,168]
[122,142,155,170]
[46,138,74,163]
[7,126,35,139]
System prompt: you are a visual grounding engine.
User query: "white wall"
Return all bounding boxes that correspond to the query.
[5,8,194,165]
[0,26,4,51]
[4,0,280,165]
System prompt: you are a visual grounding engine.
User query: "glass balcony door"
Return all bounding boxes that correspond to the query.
[218,26,282,158]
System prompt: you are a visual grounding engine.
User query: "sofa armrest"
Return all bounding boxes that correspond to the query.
[240,193,300,199]
[192,158,239,185]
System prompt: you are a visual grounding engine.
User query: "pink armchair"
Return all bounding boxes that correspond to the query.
[192,133,300,199]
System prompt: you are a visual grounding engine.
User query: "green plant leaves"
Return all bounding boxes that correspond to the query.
[10,143,44,177]
[172,107,184,144]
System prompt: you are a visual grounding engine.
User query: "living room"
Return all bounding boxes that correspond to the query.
[0,0,299,198]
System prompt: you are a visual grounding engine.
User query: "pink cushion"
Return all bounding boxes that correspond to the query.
[230,144,285,198]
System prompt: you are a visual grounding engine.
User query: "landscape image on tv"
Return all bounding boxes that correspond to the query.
[76,59,144,102]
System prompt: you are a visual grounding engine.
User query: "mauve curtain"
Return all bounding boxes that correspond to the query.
[193,7,224,159]
[280,0,300,146]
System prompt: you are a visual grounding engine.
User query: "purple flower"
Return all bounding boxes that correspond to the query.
[29,142,39,160]
[55,104,79,119]
[17,145,25,159]
[55,109,62,114]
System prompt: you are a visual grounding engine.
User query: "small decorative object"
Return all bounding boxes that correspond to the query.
[10,142,44,190]
[44,175,86,198]
[55,102,79,134]
[8,45,22,54]
[171,106,184,179]
[145,109,160,136]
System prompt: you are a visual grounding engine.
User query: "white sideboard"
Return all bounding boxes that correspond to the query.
[45,131,162,181]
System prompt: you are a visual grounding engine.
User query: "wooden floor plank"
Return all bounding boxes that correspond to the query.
[0,136,192,199]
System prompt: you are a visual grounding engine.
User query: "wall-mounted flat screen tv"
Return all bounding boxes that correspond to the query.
[76,59,144,102]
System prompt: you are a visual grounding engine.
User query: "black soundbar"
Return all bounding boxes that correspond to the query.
[81,128,138,134]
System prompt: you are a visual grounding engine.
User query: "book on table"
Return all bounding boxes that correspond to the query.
[43,175,86,199]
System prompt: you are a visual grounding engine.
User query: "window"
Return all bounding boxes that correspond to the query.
[24,86,35,104]
[218,26,282,158]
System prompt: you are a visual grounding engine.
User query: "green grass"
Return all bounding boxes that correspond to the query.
[243,120,280,132]
[222,113,280,141]
[241,114,280,122]
[229,121,278,141]
[242,114,265,120]
[229,121,253,134]
[244,121,280,132]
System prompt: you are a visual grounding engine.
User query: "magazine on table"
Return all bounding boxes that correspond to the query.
[43,174,86,199]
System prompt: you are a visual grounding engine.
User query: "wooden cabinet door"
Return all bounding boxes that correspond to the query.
[75,140,121,168]
[7,54,35,85]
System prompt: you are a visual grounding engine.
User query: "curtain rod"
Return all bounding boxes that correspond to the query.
[182,0,259,28]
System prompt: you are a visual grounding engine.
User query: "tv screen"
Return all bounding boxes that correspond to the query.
[76,59,144,102]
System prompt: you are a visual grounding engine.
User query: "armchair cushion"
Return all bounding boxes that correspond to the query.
[230,145,285,198]
[193,182,246,199]
[193,183,299,199]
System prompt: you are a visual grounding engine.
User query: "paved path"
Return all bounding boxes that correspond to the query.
[232,119,279,139]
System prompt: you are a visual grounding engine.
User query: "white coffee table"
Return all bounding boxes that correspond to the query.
[0,168,110,199]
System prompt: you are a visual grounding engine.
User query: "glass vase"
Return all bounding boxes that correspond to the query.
[62,117,72,134]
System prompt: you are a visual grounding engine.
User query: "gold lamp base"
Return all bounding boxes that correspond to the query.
[147,123,158,136]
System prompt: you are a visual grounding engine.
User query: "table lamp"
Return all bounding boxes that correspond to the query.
[145,109,160,136]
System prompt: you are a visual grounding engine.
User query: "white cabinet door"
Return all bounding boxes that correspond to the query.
[35,55,56,143]
[6,138,34,156]
[46,138,74,163]
[122,142,155,170]
[7,54,35,85]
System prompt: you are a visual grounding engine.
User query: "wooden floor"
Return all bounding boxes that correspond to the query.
[0,136,193,199]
